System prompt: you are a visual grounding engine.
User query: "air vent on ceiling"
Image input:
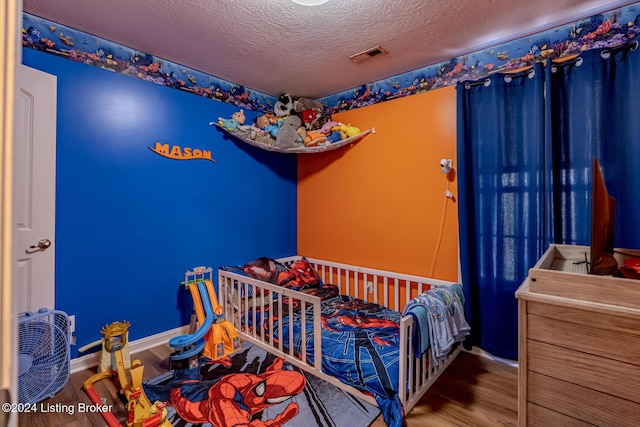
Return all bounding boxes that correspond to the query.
[349,46,388,63]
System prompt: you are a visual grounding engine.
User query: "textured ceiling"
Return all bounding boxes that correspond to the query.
[23,0,635,99]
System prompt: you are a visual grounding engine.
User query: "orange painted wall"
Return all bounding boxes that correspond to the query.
[298,86,458,281]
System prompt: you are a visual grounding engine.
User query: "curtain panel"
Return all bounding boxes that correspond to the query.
[457,63,545,360]
[547,46,640,249]
[457,44,640,359]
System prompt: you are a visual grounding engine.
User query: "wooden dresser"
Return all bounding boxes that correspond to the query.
[516,244,640,426]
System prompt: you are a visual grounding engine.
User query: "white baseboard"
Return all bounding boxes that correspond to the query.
[70,325,189,374]
[464,346,519,368]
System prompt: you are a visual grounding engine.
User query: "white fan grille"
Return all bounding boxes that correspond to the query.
[18,309,71,404]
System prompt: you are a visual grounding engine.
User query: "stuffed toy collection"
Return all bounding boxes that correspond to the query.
[216,93,362,150]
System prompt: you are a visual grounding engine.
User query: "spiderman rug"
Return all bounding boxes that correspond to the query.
[144,341,381,427]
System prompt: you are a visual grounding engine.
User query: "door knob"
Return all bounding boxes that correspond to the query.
[29,238,51,250]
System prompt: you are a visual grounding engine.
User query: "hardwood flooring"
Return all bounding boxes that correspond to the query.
[18,346,517,427]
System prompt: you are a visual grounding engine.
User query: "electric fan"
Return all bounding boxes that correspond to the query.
[18,308,71,404]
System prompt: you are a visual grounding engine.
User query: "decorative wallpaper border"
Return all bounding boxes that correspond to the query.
[319,3,640,113]
[23,3,640,115]
[22,13,278,112]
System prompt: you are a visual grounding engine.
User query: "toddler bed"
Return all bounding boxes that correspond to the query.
[218,256,469,427]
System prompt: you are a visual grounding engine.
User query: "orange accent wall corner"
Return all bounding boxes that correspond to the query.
[298,86,458,281]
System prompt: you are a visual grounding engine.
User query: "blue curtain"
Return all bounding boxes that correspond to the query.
[457,63,546,360]
[547,45,640,249]
[458,44,640,360]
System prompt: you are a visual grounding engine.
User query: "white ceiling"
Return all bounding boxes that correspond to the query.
[22,0,635,99]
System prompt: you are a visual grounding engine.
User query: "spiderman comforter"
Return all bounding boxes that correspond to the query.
[222,257,406,427]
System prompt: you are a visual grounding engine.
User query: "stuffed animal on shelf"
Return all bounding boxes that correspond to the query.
[317,121,340,134]
[275,115,303,149]
[256,115,282,138]
[217,110,246,131]
[327,132,343,143]
[293,97,324,115]
[274,93,295,117]
[297,127,328,147]
[293,96,328,130]
[299,109,317,125]
[253,132,276,146]
[244,115,275,145]
[339,123,361,138]
[235,122,265,141]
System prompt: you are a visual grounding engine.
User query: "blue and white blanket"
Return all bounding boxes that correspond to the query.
[402,284,470,364]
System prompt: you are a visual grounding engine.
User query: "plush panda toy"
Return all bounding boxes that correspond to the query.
[274,93,295,117]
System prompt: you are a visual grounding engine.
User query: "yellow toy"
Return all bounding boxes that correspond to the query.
[339,123,361,138]
[80,321,171,427]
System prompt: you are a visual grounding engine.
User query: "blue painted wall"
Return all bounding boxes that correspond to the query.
[22,49,298,358]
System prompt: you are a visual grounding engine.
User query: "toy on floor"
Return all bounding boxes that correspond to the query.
[168,266,240,368]
[80,321,171,427]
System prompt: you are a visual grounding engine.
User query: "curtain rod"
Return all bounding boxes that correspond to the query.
[551,40,639,73]
[551,56,583,73]
[502,67,536,83]
[463,66,537,89]
[601,40,638,59]
[463,78,491,90]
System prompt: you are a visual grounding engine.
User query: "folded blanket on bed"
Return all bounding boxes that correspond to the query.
[402,284,470,363]
[403,303,430,358]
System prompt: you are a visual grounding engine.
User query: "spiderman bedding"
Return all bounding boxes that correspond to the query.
[222,257,405,427]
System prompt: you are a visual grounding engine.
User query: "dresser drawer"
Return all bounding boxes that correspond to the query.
[528,300,640,336]
[528,340,640,404]
[527,371,640,426]
[527,302,640,365]
[526,402,592,427]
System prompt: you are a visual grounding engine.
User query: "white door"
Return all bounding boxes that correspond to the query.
[13,65,57,314]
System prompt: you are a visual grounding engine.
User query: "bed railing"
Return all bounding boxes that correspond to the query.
[292,257,460,411]
[398,315,461,411]
[218,271,323,376]
[220,256,462,412]
[279,256,453,312]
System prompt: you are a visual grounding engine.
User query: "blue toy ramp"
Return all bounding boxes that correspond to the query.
[168,281,213,361]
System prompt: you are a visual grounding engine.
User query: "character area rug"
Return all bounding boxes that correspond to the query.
[144,341,381,427]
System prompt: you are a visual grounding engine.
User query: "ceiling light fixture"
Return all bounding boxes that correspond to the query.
[291,0,330,6]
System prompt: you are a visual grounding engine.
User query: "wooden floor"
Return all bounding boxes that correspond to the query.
[19,345,518,427]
